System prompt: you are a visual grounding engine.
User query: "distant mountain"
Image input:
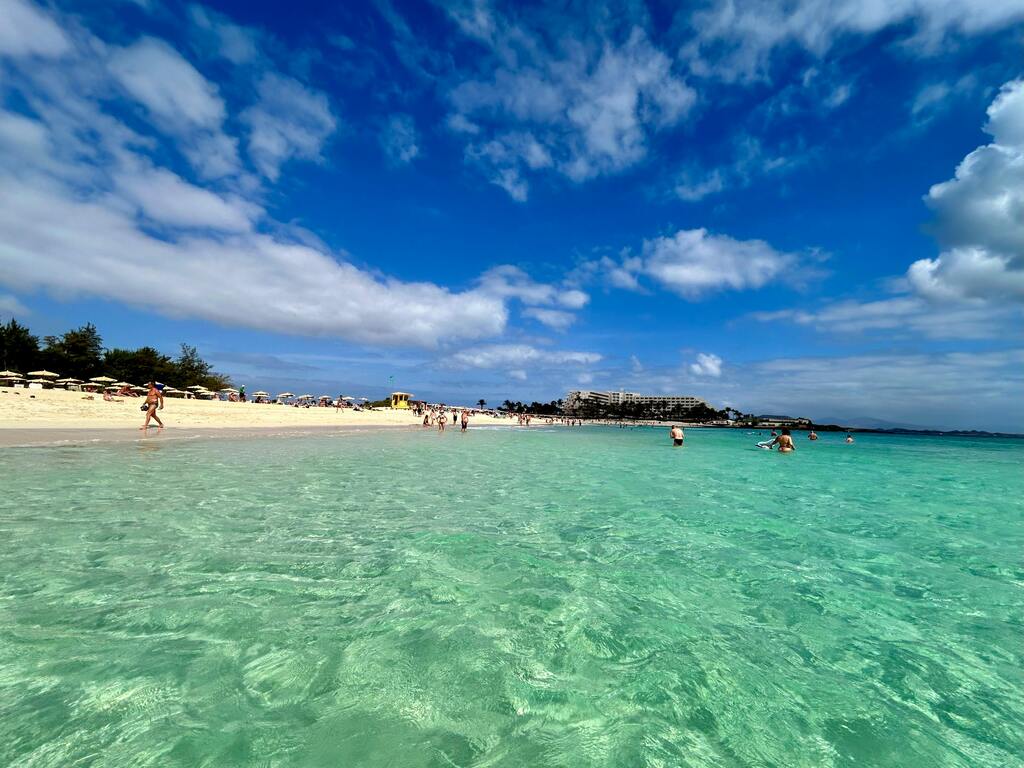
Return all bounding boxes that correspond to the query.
[812,416,938,431]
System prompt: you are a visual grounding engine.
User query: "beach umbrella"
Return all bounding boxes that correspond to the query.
[220,387,238,393]
[28,370,59,377]
[341,396,354,401]
[252,390,269,396]
[90,376,116,383]
[55,377,81,383]
[186,385,207,390]
[359,397,369,401]
[0,370,23,377]
[113,381,133,388]
[277,392,294,398]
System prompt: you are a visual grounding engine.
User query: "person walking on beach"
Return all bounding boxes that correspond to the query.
[141,380,164,430]
[670,425,684,446]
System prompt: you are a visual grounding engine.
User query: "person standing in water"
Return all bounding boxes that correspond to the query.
[808,430,818,441]
[460,410,469,432]
[670,425,684,446]
[438,411,447,432]
[767,427,795,452]
[141,380,164,430]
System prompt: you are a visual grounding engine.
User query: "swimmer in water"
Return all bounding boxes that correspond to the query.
[767,427,795,453]
[845,433,854,443]
[670,425,684,446]
[808,430,818,441]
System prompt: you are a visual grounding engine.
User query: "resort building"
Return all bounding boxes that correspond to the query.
[566,389,709,414]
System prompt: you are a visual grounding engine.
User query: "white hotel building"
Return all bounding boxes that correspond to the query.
[566,390,708,413]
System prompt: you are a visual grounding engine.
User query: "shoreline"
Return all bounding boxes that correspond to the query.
[0,423,426,448]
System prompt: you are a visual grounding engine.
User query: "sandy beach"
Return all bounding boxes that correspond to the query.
[0,386,464,444]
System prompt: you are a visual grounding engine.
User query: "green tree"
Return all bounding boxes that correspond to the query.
[173,344,230,390]
[477,399,486,409]
[103,347,177,385]
[40,323,103,378]
[0,318,40,373]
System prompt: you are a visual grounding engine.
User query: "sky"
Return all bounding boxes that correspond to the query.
[0,0,1022,431]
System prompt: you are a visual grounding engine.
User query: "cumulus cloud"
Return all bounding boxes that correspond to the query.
[909,79,1024,303]
[452,344,601,369]
[0,0,70,58]
[241,73,337,180]
[522,307,576,331]
[477,265,589,309]
[439,5,695,199]
[379,113,421,165]
[109,37,226,130]
[599,228,796,298]
[0,3,564,349]
[689,352,723,377]
[113,165,259,231]
[683,0,1024,82]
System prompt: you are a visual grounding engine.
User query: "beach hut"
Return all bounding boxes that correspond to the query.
[390,392,413,409]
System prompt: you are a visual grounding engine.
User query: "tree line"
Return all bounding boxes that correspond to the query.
[0,318,230,390]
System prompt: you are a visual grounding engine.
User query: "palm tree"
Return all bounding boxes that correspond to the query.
[477,399,486,409]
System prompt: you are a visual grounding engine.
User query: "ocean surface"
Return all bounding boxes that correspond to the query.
[1,426,1022,767]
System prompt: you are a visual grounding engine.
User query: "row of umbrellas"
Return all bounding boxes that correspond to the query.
[2,372,372,402]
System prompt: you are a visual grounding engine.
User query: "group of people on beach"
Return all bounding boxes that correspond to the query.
[422,407,470,432]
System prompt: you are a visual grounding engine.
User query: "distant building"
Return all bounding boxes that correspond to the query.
[566,389,708,414]
[749,414,812,428]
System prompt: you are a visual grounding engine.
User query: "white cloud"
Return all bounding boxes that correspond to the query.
[113,165,259,231]
[0,9,537,350]
[508,368,527,381]
[443,8,695,199]
[909,79,1024,303]
[0,171,507,347]
[188,4,261,65]
[0,0,70,58]
[522,307,576,331]
[380,113,420,165]
[689,352,723,377]
[684,0,1024,83]
[0,292,29,317]
[241,73,337,180]
[453,344,601,369]
[754,295,1021,340]
[477,265,589,309]
[605,228,795,298]
[109,37,226,129]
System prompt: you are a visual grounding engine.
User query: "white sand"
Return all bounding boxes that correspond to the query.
[0,386,429,431]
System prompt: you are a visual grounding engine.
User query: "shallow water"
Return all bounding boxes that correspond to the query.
[1,427,1022,767]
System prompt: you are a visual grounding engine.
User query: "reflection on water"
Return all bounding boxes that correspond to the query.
[1,428,1022,767]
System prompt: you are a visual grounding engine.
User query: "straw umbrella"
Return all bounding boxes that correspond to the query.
[28,370,59,378]
[0,370,23,378]
[90,376,116,384]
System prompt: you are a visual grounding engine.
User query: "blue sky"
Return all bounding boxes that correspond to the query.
[1,0,1023,430]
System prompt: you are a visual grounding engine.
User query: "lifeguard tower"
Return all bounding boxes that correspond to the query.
[390,391,413,409]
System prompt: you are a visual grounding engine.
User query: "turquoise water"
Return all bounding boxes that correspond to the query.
[1,427,1022,767]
